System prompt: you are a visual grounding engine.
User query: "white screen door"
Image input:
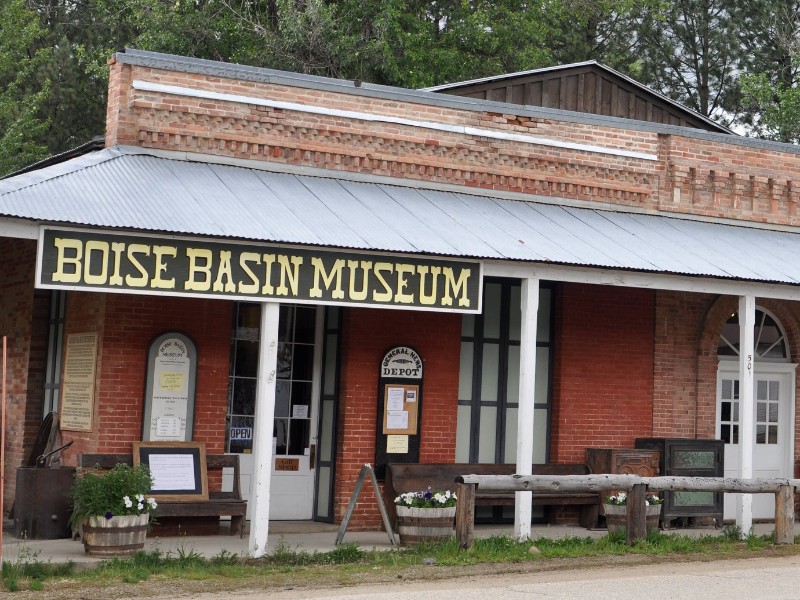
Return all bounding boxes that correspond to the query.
[717,364,795,520]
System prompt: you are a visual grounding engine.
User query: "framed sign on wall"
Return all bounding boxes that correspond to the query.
[142,332,197,442]
[133,441,208,502]
[60,333,99,432]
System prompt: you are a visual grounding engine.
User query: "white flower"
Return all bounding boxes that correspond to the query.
[123,496,133,508]
[137,502,145,511]
[147,497,158,509]
[136,494,145,502]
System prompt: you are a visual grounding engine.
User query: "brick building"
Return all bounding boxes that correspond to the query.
[2,50,800,549]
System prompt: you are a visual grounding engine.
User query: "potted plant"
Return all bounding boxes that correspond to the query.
[70,463,158,556]
[394,487,457,545]
[603,491,663,533]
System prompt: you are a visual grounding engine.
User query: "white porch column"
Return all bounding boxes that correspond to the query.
[248,301,280,557]
[515,277,539,541]
[736,295,755,537]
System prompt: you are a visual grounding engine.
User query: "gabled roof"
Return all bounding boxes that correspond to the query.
[3,146,800,289]
[423,61,732,134]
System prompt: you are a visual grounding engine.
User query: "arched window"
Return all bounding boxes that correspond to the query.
[717,308,789,361]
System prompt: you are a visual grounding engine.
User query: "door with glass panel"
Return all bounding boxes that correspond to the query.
[227,303,323,520]
[457,279,553,521]
[716,308,796,521]
[717,366,794,520]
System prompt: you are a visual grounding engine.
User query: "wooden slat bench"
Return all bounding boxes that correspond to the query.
[384,463,600,529]
[78,453,247,537]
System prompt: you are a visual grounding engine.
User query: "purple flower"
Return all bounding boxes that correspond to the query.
[104,511,113,519]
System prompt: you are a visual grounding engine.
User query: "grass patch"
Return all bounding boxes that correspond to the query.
[1,543,76,593]
[3,530,799,595]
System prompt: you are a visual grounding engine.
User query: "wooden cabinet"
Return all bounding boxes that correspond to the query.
[585,448,660,477]
[585,448,661,513]
[635,438,724,527]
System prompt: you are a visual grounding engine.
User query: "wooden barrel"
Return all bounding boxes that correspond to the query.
[395,506,456,545]
[82,513,149,556]
[603,504,661,533]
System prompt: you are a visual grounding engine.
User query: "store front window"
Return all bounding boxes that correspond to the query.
[227,303,316,455]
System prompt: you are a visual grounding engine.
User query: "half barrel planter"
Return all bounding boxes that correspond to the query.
[395,505,456,545]
[81,513,150,557]
[603,504,662,533]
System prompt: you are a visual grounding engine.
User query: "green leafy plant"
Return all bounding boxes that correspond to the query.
[70,463,157,528]
[395,488,457,508]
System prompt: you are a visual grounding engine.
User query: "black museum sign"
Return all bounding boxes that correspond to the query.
[37,227,483,313]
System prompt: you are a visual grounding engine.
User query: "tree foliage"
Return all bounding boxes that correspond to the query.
[0,0,52,175]
[633,0,743,124]
[735,1,800,141]
[6,0,800,177]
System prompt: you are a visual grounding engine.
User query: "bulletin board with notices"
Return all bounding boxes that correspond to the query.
[375,346,424,479]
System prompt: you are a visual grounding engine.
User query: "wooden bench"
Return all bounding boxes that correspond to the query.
[78,453,247,537]
[384,463,600,529]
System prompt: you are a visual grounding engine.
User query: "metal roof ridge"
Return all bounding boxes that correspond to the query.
[111,146,800,237]
[0,146,121,196]
[421,61,600,91]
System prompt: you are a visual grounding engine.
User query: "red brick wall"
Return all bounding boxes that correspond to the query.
[336,307,461,529]
[61,293,232,474]
[551,284,655,462]
[0,240,37,510]
[652,291,714,438]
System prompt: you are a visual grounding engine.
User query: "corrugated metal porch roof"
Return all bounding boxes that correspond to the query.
[2,146,800,286]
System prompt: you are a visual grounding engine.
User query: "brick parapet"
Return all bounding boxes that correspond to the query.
[105,60,800,228]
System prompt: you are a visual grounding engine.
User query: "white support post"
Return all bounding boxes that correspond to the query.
[515,278,539,541]
[736,295,755,538]
[248,301,280,557]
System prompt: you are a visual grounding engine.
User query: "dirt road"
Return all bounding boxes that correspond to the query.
[168,554,800,600]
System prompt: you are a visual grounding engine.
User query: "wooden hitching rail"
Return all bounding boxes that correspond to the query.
[454,474,799,548]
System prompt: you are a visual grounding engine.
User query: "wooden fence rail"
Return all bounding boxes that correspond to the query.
[454,474,798,549]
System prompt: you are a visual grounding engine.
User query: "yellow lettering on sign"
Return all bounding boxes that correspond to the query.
[109,242,125,286]
[52,238,83,283]
[126,244,150,288]
[441,267,471,307]
[393,263,415,304]
[276,255,303,296]
[417,265,440,305]
[372,262,393,302]
[185,248,212,291]
[213,250,236,293]
[83,240,109,285]
[238,252,261,294]
[44,231,478,310]
[309,257,345,299]
[151,245,177,289]
[347,260,371,301]
[261,254,276,295]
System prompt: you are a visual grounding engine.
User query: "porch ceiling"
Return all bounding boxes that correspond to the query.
[2,145,800,288]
